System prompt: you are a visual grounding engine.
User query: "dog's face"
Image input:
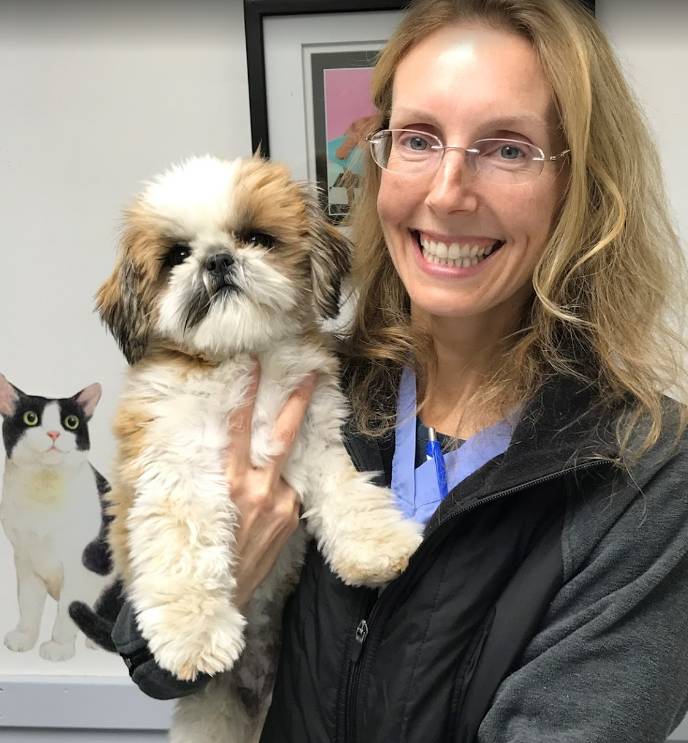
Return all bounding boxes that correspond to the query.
[96,155,351,363]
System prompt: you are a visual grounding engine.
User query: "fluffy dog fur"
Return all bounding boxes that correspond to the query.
[96,155,422,743]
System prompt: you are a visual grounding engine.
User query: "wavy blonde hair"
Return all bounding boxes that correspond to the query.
[342,0,687,461]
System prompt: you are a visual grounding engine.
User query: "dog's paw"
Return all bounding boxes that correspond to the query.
[4,629,37,653]
[328,515,422,587]
[140,604,247,682]
[39,639,76,662]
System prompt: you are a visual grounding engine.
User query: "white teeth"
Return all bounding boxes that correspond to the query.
[419,233,500,267]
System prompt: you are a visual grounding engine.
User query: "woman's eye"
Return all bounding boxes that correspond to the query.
[22,411,38,426]
[499,144,525,160]
[244,231,275,249]
[63,415,80,431]
[477,140,536,168]
[163,242,191,267]
[400,134,430,151]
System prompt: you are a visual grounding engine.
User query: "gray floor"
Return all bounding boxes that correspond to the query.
[2,729,687,742]
[1,730,166,743]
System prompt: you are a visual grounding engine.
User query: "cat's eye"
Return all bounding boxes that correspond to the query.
[242,231,276,250]
[162,242,192,268]
[63,415,80,430]
[22,411,38,426]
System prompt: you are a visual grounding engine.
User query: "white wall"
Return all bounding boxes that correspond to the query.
[0,0,686,740]
[597,0,687,247]
[0,0,251,478]
[0,0,248,738]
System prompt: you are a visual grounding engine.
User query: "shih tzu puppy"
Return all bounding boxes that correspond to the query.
[96,155,422,743]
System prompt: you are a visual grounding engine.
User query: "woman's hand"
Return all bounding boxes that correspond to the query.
[226,364,317,612]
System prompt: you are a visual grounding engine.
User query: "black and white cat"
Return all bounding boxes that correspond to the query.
[0,373,112,661]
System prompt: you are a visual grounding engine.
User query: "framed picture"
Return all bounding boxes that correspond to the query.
[243,0,595,222]
[244,1,407,222]
[309,49,379,221]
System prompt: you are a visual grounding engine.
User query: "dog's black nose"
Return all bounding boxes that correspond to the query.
[205,252,234,276]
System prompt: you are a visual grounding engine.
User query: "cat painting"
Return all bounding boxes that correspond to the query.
[0,373,112,661]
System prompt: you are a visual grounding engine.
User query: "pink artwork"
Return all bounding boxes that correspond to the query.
[311,50,378,221]
[324,67,376,140]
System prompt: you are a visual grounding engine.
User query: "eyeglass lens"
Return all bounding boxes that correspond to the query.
[370,129,546,184]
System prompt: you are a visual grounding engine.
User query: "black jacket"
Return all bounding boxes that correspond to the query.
[260,375,688,743]
[77,373,688,742]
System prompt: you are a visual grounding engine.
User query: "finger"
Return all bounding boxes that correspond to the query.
[226,360,260,478]
[267,373,317,483]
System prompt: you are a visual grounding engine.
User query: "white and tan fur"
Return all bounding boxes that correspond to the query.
[97,155,421,743]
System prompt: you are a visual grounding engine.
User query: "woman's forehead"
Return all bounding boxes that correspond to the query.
[390,24,555,131]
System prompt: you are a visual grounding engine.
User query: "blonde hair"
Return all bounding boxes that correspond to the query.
[342,0,687,461]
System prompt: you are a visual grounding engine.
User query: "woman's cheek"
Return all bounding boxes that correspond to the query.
[377,173,414,228]
[376,178,394,224]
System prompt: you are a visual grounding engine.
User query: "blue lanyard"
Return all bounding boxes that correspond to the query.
[391,367,516,524]
[425,426,448,500]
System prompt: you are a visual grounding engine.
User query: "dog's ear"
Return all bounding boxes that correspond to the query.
[95,229,155,366]
[304,195,352,319]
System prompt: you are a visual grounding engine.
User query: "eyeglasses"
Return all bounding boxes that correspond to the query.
[366,128,570,185]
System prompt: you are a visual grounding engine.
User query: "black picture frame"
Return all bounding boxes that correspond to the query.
[244,0,407,157]
[244,0,595,158]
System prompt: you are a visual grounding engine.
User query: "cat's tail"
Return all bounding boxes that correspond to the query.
[69,578,124,652]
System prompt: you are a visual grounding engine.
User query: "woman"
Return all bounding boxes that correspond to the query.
[93,0,688,740]
[258,1,688,741]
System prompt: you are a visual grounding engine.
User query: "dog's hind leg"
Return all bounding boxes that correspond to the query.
[171,675,265,743]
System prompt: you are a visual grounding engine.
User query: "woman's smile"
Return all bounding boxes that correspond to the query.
[409,229,506,276]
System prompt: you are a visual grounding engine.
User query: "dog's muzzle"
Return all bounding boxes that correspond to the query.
[182,252,240,331]
[205,252,236,296]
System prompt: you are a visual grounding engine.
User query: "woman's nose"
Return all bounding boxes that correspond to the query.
[424,150,479,214]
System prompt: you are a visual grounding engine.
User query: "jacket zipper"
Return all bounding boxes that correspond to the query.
[341,459,606,743]
[344,618,371,743]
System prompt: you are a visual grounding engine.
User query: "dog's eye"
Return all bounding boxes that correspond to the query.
[162,242,191,268]
[242,231,275,250]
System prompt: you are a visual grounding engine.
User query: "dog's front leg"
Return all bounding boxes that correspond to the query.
[288,384,423,587]
[299,448,422,586]
[125,449,245,681]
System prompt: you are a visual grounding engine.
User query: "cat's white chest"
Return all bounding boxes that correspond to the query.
[22,468,67,507]
[3,465,71,510]
[1,461,100,540]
